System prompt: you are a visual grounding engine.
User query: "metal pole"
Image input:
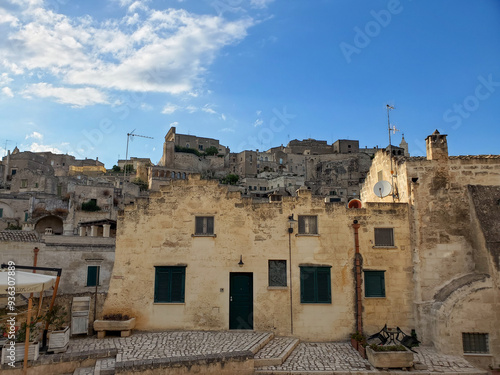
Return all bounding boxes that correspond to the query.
[288,230,294,335]
[124,134,130,181]
[94,266,99,330]
[23,297,32,374]
[387,105,395,202]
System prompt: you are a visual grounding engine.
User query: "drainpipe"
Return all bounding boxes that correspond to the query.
[352,220,363,334]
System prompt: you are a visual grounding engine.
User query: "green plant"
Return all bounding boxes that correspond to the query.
[112,165,121,172]
[369,344,407,352]
[43,305,67,331]
[175,145,202,157]
[205,146,219,156]
[132,178,148,191]
[103,313,130,321]
[82,200,101,211]
[16,316,42,343]
[221,174,239,185]
[6,223,22,230]
[351,331,367,346]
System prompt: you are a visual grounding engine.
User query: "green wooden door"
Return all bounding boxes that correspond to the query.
[229,273,253,330]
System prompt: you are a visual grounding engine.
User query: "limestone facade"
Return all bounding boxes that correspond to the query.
[360,131,500,367]
[103,176,413,341]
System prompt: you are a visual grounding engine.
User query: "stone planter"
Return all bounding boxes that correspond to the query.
[93,317,136,339]
[1,341,39,364]
[350,338,358,350]
[48,326,70,353]
[366,346,414,369]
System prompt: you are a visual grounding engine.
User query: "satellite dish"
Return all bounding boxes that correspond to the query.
[373,180,392,198]
[348,199,362,209]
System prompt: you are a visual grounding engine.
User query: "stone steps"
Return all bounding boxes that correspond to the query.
[254,336,300,367]
[72,357,115,375]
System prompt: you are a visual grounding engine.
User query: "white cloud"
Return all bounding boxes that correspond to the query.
[25,142,64,154]
[1,87,14,97]
[161,102,179,114]
[221,113,226,121]
[253,118,263,127]
[250,0,274,9]
[201,104,217,114]
[170,121,179,126]
[140,102,152,111]
[0,2,254,103]
[220,127,235,133]
[256,110,262,115]
[22,83,109,107]
[186,105,197,113]
[25,131,43,140]
[0,73,13,86]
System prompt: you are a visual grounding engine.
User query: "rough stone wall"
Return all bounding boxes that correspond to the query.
[103,177,412,341]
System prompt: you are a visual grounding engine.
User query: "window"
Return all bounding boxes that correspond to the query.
[198,145,203,151]
[154,266,185,303]
[24,212,28,222]
[195,216,214,235]
[269,260,287,287]
[300,266,331,303]
[364,270,386,297]
[86,266,100,287]
[11,169,17,176]
[21,179,28,188]
[298,215,318,235]
[374,228,394,246]
[462,333,488,354]
[377,170,383,182]
[0,208,3,218]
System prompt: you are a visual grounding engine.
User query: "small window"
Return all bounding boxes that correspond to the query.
[198,145,203,151]
[269,260,287,287]
[374,228,394,246]
[86,265,100,287]
[298,215,318,235]
[0,208,3,218]
[300,266,331,303]
[154,266,186,303]
[195,216,214,235]
[364,270,386,297]
[11,169,17,176]
[21,179,28,188]
[462,333,489,354]
[377,170,383,182]
[24,212,28,222]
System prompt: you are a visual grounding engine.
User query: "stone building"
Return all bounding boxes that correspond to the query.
[103,176,413,341]
[361,130,500,368]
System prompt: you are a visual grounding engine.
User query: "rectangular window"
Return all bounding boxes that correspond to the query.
[364,270,386,297]
[462,333,489,354]
[0,208,3,218]
[21,179,28,188]
[86,266,100,287]
[24,212,28,222]
[298,215,318,235]
[374,228,394,246]
[269,260,287,287]
[154,266,186,303]
[195,216,214,235]
[300,266,331,303]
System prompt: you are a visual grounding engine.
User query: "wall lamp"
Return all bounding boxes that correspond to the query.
[238,255,244,267]
[288,214,297,233]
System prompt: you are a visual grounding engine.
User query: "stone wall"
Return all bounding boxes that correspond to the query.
[103,176,413,341]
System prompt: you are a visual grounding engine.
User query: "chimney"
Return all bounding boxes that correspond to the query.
[426,130,448,161]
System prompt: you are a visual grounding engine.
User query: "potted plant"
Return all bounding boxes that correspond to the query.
[350,331,367,358]
[366,344,413,369]
[1,318,41,364]
[44,305,70,353]
[490,364,500,375]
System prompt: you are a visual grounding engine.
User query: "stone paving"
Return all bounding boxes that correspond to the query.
[55,331,486,374]
[255,337,298,360]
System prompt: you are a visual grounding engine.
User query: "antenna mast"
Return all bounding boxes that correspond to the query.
[386,104,399,201]
[123,130,154,180]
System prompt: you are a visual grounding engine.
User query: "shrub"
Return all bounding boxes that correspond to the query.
[221,174,239,185]
[369,344,407,352]
[175,145,201,157]
[103,313,130,321]
[205,146,219,156]
[112,165,121,172]
[132,178,148,191]
[82,200,100,212]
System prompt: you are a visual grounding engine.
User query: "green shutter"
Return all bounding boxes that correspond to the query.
[364,271,386,297]
[316,268,331,303]
[154,266,185,303]
[300,268,315,303]
[170,269,185,302]
[87,266,99,287]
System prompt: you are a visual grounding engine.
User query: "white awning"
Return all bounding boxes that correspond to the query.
[0,270,57,294]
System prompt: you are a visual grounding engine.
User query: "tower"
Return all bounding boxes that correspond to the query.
[425,130,448,161]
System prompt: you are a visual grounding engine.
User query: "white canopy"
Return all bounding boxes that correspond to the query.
[0,270,57,294]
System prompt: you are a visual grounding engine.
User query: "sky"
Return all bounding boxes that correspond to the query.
[0,0,499,168]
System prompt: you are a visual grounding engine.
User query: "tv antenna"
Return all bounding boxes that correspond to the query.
[124,129,153,179]
[386,105,400,201]
[3,140,12,156]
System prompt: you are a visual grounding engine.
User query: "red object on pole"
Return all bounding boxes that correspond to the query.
[352,221,363,335]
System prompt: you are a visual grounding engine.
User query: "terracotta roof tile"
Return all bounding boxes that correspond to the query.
[0,231,39,242]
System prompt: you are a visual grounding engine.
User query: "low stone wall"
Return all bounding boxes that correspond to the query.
[115,351,254,375]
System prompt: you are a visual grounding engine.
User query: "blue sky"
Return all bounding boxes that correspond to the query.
[0,0,499,167]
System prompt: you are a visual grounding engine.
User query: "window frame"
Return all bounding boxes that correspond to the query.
[462,333,489,354]
[268,260,287,287]
[86,265,100,287]
[299,266,332,304]
[154,266,186,303]
[194,216,215,236]
[298,215,319,235]
[364,270,386,298]
[374,227,395,247]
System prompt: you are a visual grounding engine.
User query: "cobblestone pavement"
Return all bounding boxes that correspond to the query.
[257,342,484,373]
[67,331,271,362]
[255,337,299,360]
